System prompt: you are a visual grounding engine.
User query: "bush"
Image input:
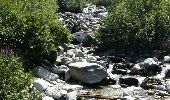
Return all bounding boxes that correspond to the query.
[0,0,71,66]
[57,0,87,13]
[0,55,41,100]
[95,0,170,56]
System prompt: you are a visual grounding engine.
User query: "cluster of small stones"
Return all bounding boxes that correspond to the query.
[59,4,108,44]
[31,42,170,100]
[30,4,170,100]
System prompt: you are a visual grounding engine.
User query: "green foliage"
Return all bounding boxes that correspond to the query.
[95,0,170,56]
[57,0,87,13]
[0,55,41,100]
[0,0,71,66]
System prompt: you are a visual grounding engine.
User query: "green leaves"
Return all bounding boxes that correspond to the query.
[0,0,71,66]
[0,55,41,100]
[96,0,170,56]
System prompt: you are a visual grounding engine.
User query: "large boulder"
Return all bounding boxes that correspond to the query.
[75,31,92,44]
[140,58,162,76]
[32,66,59,81]
[68,62,108,84]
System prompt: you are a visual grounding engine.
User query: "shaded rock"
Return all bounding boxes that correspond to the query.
[54,59,62,66]
[32,66,59,81]
[108,56,123,63]
[75,49,85,57]
[45,87,62,99]
[33,78,51,91]
[140,77,162,90]
[119,77,139,87]
[75,31,92,44]
[61,57,72,65]
[141,58,162,76]
[65,70,71,82]
[112,69,127,75]
[130,64,141,75]
[51,65,68,74]
[165,69,170,78]
[69,62,108,84]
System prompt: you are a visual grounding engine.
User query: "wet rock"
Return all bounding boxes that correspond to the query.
[140,77,162,90]
[32,66,59,81]
[119,77,139,87]
[164,56,170,63]
[69,62,108,84]
[33,78,51,91]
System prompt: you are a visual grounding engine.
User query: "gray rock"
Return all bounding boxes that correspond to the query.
[45,87,62,99]
[67,49,75,57]
[66,91,77,100]
[130,64,141,75]
[75,31,92,44]
[51,65,68,74]
[164,56,170,63]
[33,78,50,91]
[62,84,83,92]
[65,70,71,81]
[42,96,54,100]
[69,62,108,84]
[86,55,97,62]
[32,66,59,81]
[75,50,85,57]
[141,58,161,76]
[61,57,72,65]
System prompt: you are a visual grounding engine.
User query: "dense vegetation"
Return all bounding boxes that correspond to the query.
[95,0,170,56]
[0,0,71,66]
[0,55,41,100]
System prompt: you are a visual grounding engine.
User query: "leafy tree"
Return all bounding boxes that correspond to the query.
[95,0,170,56]
[57,0,87,13]
[0,0,71,67]
[0,55,41,100]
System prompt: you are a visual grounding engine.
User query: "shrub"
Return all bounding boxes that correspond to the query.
[57,0,87,13]
[0,55,41,100]
[0,0,71,66]
[95,0,170,56]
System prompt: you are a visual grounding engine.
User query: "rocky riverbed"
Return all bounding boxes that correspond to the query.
[31,4,170,100]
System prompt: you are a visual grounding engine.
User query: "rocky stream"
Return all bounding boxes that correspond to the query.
[31,4,170,100]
